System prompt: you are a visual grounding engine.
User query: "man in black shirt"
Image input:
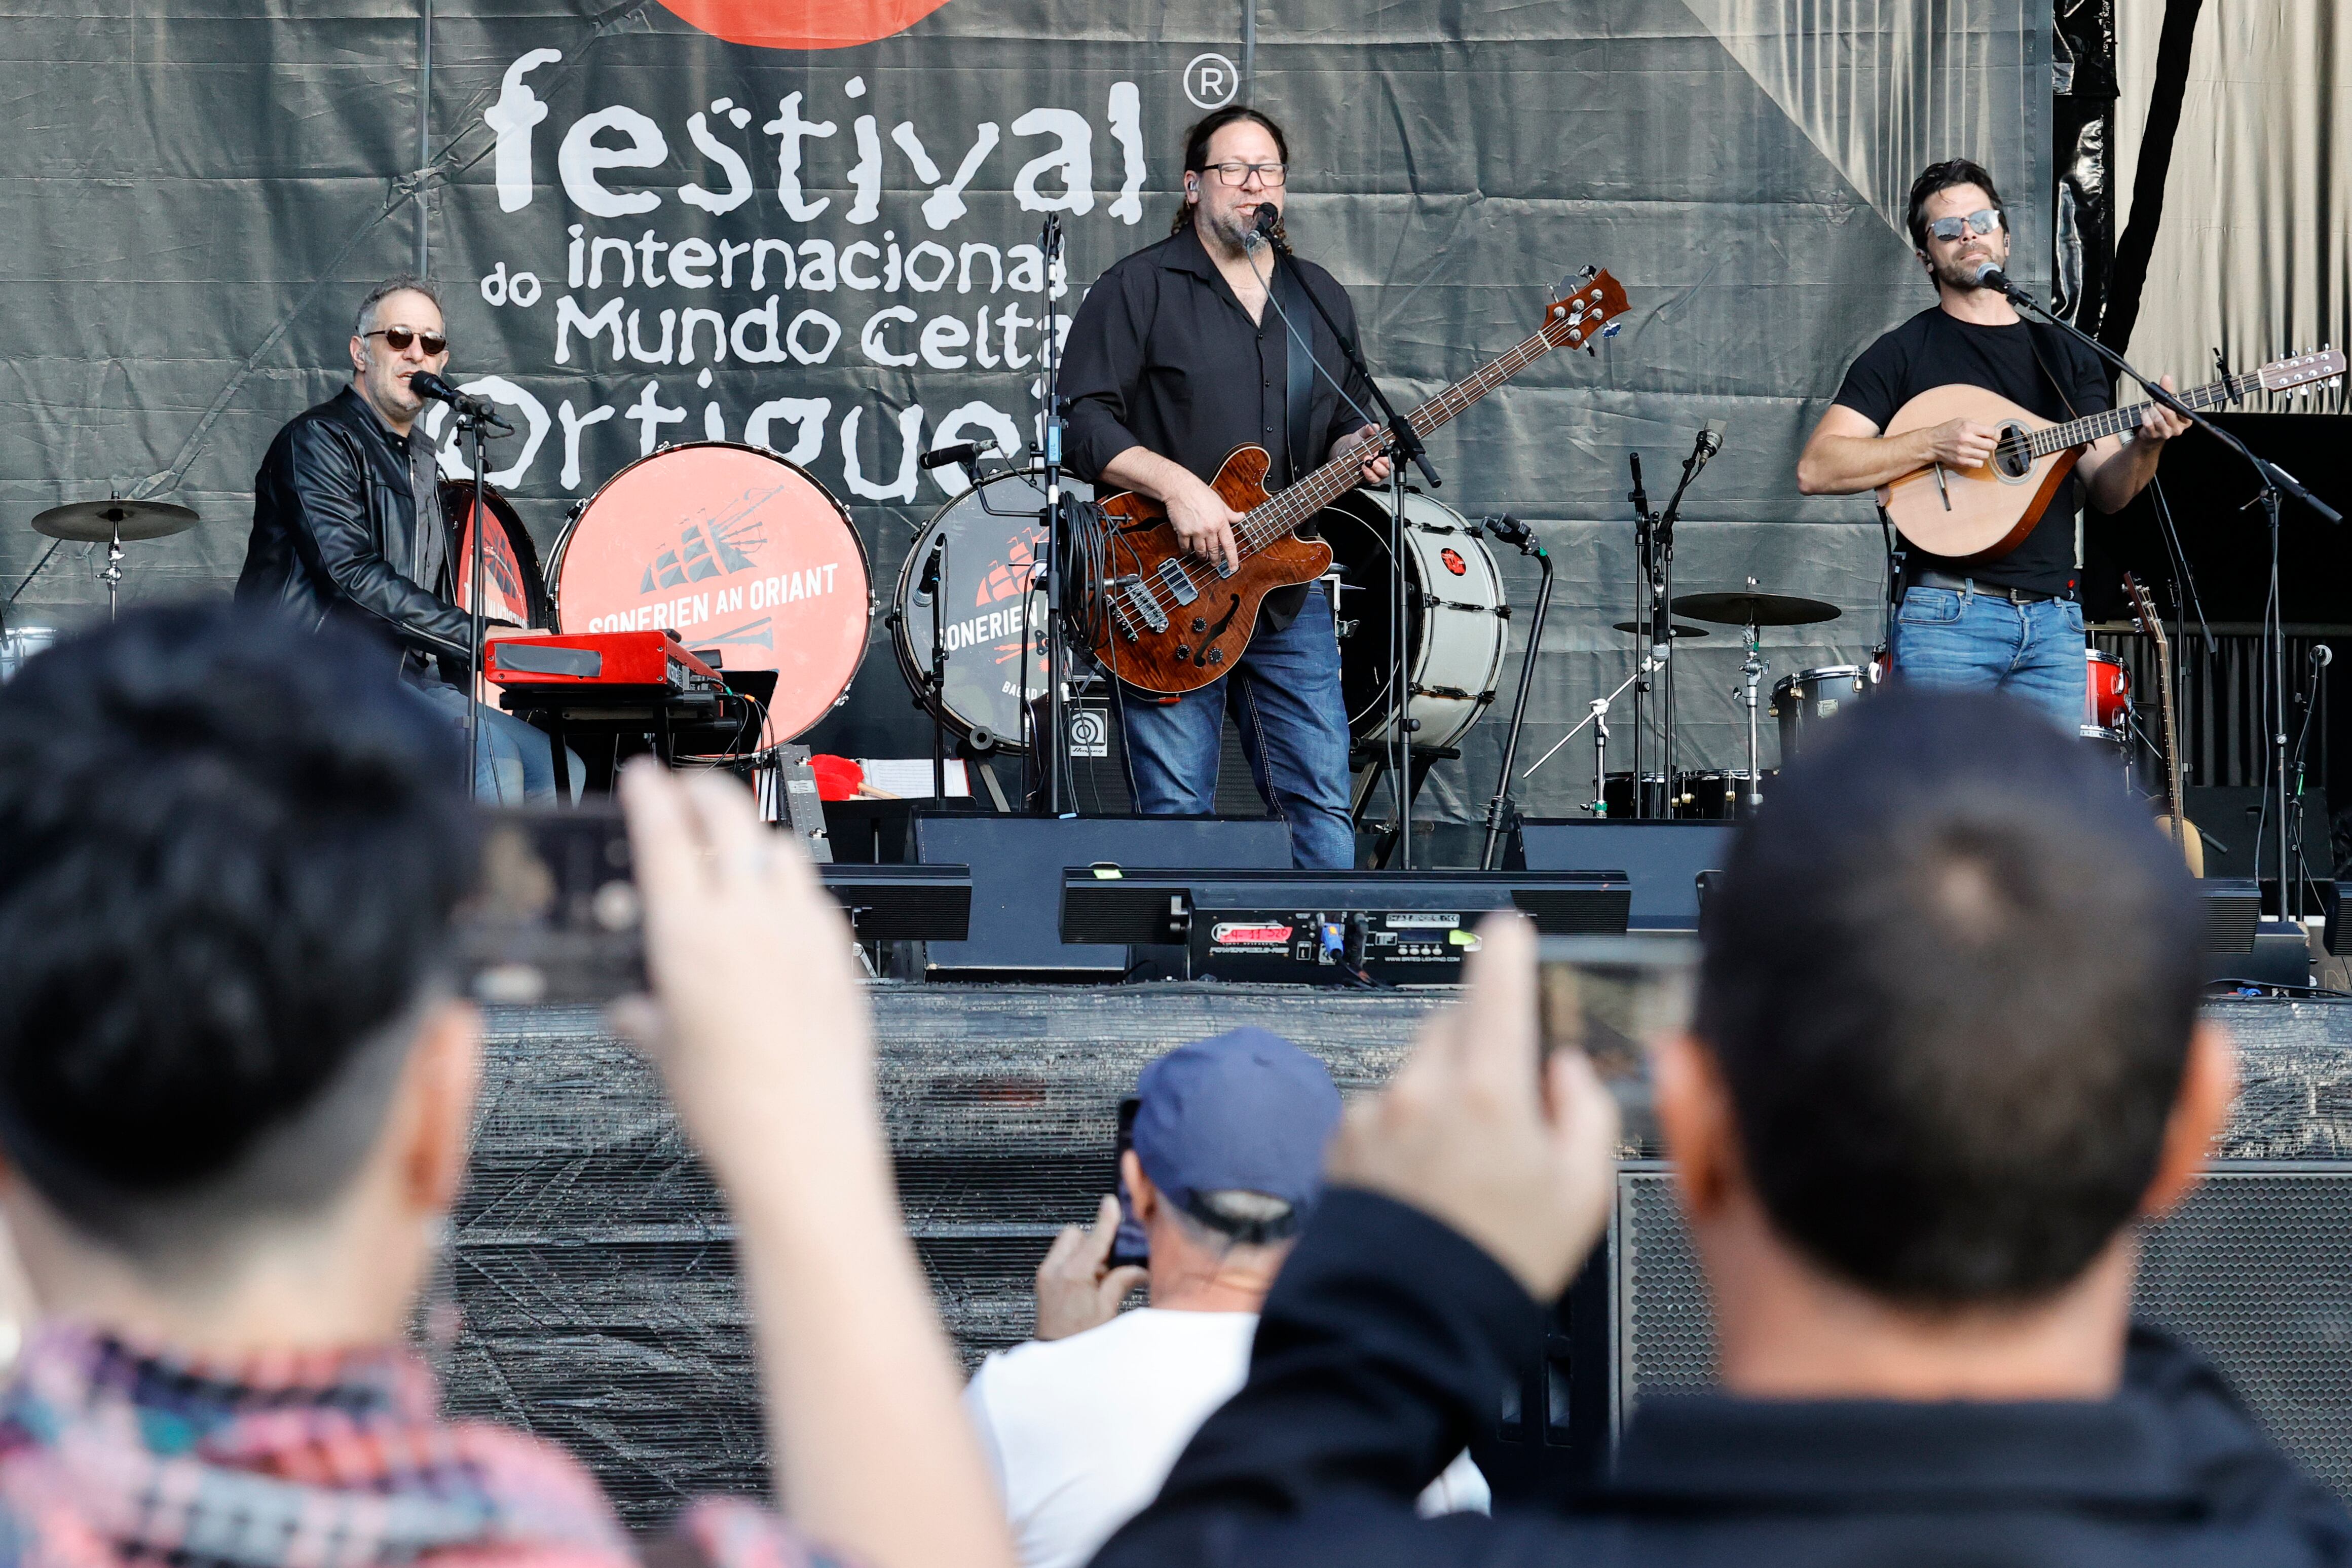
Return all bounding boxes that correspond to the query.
[1797,159,2188,730]
[1062,106,1388,869]
[1092,690,2350,1568]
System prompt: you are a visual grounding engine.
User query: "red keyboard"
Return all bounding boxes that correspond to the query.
[484,631,725,698]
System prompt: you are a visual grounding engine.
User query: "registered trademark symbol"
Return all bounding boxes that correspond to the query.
[1183,52,1240,108]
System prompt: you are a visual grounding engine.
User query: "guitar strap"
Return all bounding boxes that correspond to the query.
[2021,321,2092,588]
[1273,255,1317,486]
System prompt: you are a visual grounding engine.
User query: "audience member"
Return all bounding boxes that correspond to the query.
[1094,688,2352,1566]
[964,1029,1484,1568]
[0,605,1014,1568]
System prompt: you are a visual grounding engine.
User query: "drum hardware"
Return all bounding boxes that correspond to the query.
[28,496,200,622]
[1610,621,1709,638]
[1671,579,1842,814]
[1602,769,1773,820]
[1623,428,1724,820]
[1521,648,1660,818]
[1735,619,1768,812]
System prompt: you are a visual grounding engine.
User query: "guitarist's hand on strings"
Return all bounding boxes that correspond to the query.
[1334,424,1394,487]
[1165,471,1246,575]
[1921,417,2002,471]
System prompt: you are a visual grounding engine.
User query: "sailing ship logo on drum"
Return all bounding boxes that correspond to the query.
[639,512,763,594]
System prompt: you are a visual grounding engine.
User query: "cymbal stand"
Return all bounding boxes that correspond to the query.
[100,525,125,621]
[1735,611,1767,811]
[1478,515,1553,868]
[1521,653,1656,811]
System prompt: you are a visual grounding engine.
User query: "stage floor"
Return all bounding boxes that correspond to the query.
[443,988,2352,1525]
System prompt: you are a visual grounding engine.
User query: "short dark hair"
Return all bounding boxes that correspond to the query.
[1694,689,2204,1308]
[355,274,443,340]
[0,604,474,1261]
[1905,158,2006,252]
[1170,105,1291,249]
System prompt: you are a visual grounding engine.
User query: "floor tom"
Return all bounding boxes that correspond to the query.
[1771,664,1871,761]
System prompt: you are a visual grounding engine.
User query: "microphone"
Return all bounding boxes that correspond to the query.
[1971,261,2029,303]
[914,532,948,604]
[2312,644,2334,668]
[920,441,986,471]
[407,371,512,430]
[1243,203,1279,250]
[1687,426,1723,473]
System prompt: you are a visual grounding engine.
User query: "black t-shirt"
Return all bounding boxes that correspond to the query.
[1833,308,2109,595]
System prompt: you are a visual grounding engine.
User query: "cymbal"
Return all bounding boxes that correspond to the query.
[1671,590,1842,628]
[1610,621,1710,638]
[32,498,199,543]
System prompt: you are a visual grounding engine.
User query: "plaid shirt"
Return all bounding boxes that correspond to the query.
[0,1325,849,1568]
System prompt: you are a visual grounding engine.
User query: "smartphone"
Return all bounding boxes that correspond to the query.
[1109,1095,1150,1268]
[458,802,646,1005]
[1536,935,1699,1144]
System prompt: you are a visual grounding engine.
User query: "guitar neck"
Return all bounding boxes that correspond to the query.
[1236,323,1560,550]
[2027,372,2246,459]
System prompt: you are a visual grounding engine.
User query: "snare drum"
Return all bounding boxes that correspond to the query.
[893,467,1092,755]
[1317,488,1509,753]
[548,442,871,744]
[1770,664,1871,760]
[2083,649,2131,741]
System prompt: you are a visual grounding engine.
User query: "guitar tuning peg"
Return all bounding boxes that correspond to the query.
[1586,343,1597,357]
[1578,264,1599,279]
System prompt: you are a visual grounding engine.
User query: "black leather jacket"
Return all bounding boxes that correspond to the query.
[237,386,478,663]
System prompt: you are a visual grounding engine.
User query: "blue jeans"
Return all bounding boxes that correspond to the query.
[1891,586,2086,733]
[406,679,581,805]
[1118,585,1355,869]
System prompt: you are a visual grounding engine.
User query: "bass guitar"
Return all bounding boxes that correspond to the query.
[1090,269,1631,695]
[1877,348,2344,561]
[2121,571,2203,876]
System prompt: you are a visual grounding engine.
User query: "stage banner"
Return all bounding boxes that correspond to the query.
[0,0,2047,812]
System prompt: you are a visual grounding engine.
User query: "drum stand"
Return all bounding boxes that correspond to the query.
[1478,515,1553,868]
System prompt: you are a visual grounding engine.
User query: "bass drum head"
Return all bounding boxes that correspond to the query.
[1319,489,1505,753]
[552,442,871,744]
[892,468,1092,756]
[441,478,552,629]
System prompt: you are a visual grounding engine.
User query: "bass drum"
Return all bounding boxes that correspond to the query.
[893,467,1092,755]
[548,441,872,744]
[440,478,553,629]
[1319,489,1509,753]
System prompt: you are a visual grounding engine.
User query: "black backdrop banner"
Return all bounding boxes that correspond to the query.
[0,0,2049,814]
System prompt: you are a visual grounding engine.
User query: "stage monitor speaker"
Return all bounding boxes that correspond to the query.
[1514,821,1736,929]
[815,864,971,942]
[2182,788,2331,882]
[1612,1160,2352,1499]
[913,813,1291,979]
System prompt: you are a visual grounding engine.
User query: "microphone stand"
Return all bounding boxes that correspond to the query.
[464,406,489,799]
[1035,213,1072,816]
[1627,455,1655,816]
[1987,270,2340,918]
[1264,222,1436,868]
[1479,516,1553,868]
[924,533,950,802]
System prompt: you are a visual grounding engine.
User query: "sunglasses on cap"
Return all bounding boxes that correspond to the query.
[1925,208,2003,243]
[363,327,449,355]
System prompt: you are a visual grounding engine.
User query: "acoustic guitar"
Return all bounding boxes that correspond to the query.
[1877,348,2344,561]
[1090,269,1631,695]
[2121,571,2202,876]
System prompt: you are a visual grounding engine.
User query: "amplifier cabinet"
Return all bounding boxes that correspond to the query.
[1614,1161,2352,1498]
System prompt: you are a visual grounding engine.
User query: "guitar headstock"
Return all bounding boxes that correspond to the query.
[1542,267,1629,352]
[2255,347,2346,395]
[2121,572,2168,657]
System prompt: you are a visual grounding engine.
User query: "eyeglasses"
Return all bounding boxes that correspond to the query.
[364,327,449,355]
[1203,161,1287,188]
[1925,208,2003,243]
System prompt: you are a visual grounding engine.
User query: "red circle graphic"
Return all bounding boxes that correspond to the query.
[1440,547,1468,576]
[651,0,955,49]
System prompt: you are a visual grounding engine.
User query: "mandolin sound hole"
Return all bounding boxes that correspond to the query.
[1993,423,2034,480]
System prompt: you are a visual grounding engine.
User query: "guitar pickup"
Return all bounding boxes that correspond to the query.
[1155,560,1200,606]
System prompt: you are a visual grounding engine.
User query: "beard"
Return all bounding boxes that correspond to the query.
[1201,200,1274,252]
[1933,248,2005,293]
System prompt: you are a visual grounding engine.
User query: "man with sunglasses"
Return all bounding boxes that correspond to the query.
[239,275,572,801]
[1796,159,2188,729]
[1062,106,1389,870]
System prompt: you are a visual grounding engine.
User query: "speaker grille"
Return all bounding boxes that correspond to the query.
[1617,1162,2352,1500]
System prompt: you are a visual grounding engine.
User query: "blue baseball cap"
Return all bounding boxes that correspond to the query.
[1131,1027,1342,1231]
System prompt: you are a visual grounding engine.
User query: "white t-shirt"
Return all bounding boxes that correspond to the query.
[964,1308,1489,1568]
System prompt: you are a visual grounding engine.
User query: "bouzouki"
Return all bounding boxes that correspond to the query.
[2121,571,2203,876]
[1090,269,1631,695]
[1878,348,2345,561]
